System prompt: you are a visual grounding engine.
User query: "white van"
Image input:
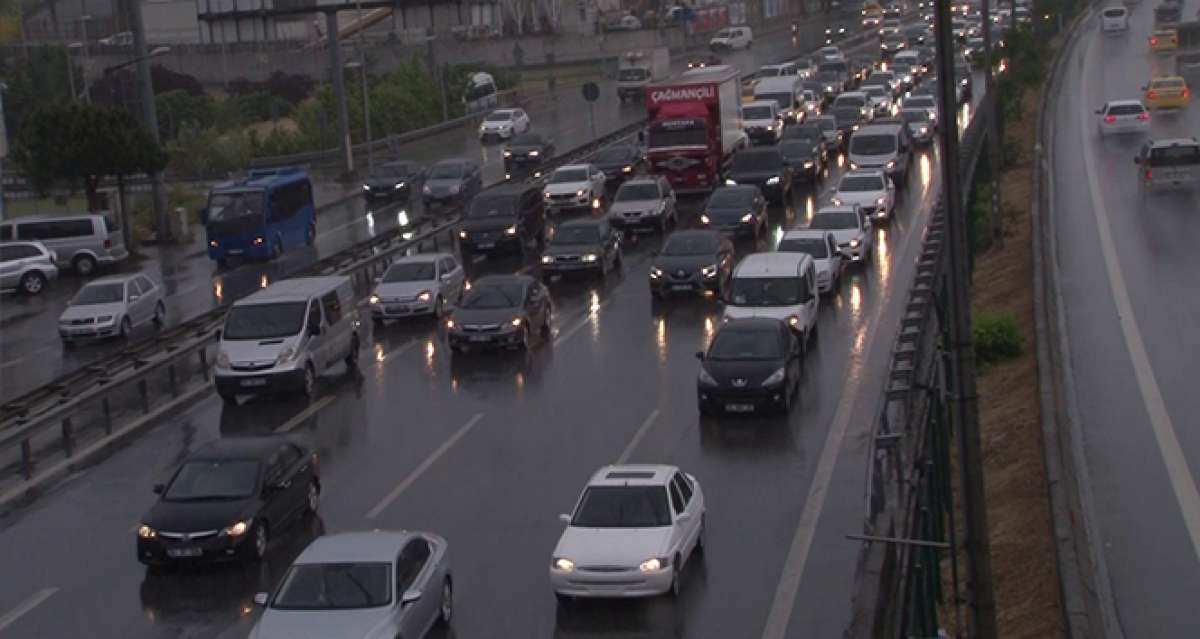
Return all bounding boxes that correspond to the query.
[754,76,805,123]
[462,72,498,114]
[710,26,753,50]
[723,252,820,346]
[742,100,784,144]
[215,276,361,401]
[1100,6,1129,31]
[0,213,128,276]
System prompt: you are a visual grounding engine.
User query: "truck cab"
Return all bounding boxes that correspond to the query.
[645,66,748,193]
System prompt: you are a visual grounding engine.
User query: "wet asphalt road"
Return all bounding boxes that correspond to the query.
[0,20,850,404]
[1051,3,1200,636]
[0,20,974,639]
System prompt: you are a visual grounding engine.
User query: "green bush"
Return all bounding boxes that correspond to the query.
[974,311,1022,365]
[166,124,251,178]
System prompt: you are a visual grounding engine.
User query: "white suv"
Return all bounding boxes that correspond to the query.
[832,168,896,221]
[550,465,705,600]
[479,108,530,141]
[543,164,607,213]
[777,228,845,293]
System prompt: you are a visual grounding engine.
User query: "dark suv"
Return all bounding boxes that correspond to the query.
[458,183,547,257]
[503,132,557,179]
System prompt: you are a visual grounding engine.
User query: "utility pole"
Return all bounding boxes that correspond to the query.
[125,0,170,241]
[426,33,449,122]
[80,14,93,103]
[0,83,8,222]
[981,0,1002,245]
[354,0,373,170]
[327,11,354,176]
[932,0,997,637]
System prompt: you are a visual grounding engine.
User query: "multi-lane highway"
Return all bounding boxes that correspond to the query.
[0,17,982,639]
[1050,2,1200,636]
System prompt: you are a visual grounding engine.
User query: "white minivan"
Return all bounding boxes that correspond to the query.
[722,252,819,346]
[754,76,806,123]
[215,276,361,402]
[710,26,753,50]
[1100,6,1129,32]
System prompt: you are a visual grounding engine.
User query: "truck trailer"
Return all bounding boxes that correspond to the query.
[644,66,747,193]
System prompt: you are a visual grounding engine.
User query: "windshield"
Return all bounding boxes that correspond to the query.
[779,235,831,257]
[550,168,589,183]
[902,110,931,123]
[223,302,307,340]
[744,105,775,120]
[707,189,753,208]
[485,111,513,122]
[616,183,660,201]
[818,72,842,84]
[850,134,897,155]
[618,68,649,81]
[467,195,516,218]
[207,190,264,224]
[662,234,718,256]
[383,262,435,282]
[780,142,816,159]
[906,96,936,108]
[864,86,887,98]
[813,118,836,132]
[273,563,391,610]
[594,147,634,163]
[811,212,860,229]
[428,163,464,179]
[164,460,259,501]
[758,92,793,110]
[73,283,124,305]
[1148,145,1200,166]
[759,67,781,77]
[571,486,671,527]
[730,276,804,306]
[707,328,782,360]
[833,107,863,123]
[715,28,732,38]
[836,95,866,107]
[460,283,523,309]
[818,62,847,74]
[648,123,707,148]
[552,225,602,244]
[840,175,886,191]
[732,152,782,172]
[511,134,543,146]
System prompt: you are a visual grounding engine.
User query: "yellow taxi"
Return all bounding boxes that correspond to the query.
[1143,76,1191,109]
[1149,29,1178,52]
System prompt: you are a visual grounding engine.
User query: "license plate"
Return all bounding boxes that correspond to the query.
[469,335,491,343]
[227,249,244,255]
[167,547,202,558]
[672,284,693,291]
[725,403,755,413]
[476,242,495,249]
[241,378,268,387]
[387,305,408,313]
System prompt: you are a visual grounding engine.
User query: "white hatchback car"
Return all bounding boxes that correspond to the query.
[369,253,465,322]
[709,26,753,50]
[809,204,873,263]
[479,108,530,141]
[777,228,844,293]
[543,164,607,213]
[550,465,705,600]
[1096,100,1150,136]
[832,168,896,221]
[1100,6,1129,32]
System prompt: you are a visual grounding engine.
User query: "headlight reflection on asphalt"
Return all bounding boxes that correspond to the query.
[655,318,668,365]
[589,290,602,342]
[919,154,933,189]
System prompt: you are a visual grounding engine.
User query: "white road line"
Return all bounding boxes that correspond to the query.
[274,395,336,433]
[377,340,419,364]
[1077,36,1200,560]
[366,412,485,519]
[615,409,660,465]
[0,357,26,370]
[0,588,59,634]
[552,299,612,347]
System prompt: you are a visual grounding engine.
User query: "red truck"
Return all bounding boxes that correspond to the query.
[644,66,747,193]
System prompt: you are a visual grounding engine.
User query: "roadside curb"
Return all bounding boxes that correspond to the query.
[1032,3,1126,638]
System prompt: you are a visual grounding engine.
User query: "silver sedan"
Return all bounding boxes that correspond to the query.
[57,273,165,343]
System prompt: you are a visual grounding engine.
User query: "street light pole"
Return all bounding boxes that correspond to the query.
[65,44,79,102]
[354,0,373,170]
[124,0,169,241]
[80,14,92,103]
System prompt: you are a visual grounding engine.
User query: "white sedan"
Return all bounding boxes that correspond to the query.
[1095,99,1150,136]
[478,108,530,141]
[550,464,705,600]
[831,168,896,221]
[542,164,608,213]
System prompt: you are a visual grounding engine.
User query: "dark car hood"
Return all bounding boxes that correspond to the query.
[781,150,818,164]
[426,178,465,190]
[145,497,256,532]
[706,205,754,223]
[595,159,631,172]
[506,144,547,154]
[728,169,783,183]
[703,358,785,387]
[462,215,518,232]
[653,253,717,274]
[545,241,602,256]
[452,307,522,325]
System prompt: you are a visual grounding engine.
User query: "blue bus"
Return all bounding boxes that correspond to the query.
[203,167,316,265]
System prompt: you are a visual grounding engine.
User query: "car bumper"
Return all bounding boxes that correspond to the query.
[651,273,719,296]
[545,194,593,210]
[59,321,122,341]
[1145,97,1188,109]
[746,128,780,143]
[98,249,129,265]
[550,566,674,598]
[611,211,665,228]
[1100,121,1150,135]
[704,222,758,237]
[480,128,514,139]
[448,328,525,349]
[697,384,789,414]
[371,299,436,319]
[137,532,254,566]
[363,187,409,200]
[215,368,307,395]
[542,259,603,274]
[460,234,522,253]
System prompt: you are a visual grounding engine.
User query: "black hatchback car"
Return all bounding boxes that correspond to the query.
[831,105,866,137]
[725,148,794,204]
[136,437,319,566]
[696,317,802,416]
[779,139,826,182]
[591,144,645,183]
[541,218,622,279]
[458,183,546,257]
[445,274,552,353]
[699,185,768,240]
[649,229,734,299]
[504,132,556,178]
[361,160,424,202]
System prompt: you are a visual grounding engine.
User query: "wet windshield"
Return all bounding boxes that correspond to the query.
[850,134,897,155]
[164,460,259,501]
[552,225,602,245]
[571,486,671,527]
[648,123,707,147]
[207,190,264,223]
[780,142,816,160]
[549,168,589,183]
[902,110,931,123]
[273,563,391,610]
[73,283,124,305]
[810,212,860,229]
[732,152,782,171]
[661,234,718,256]
[744,106,775,120]
[730,277,804,306]
[707,328,783,361]
[370,163,416,177]
[618,68,649,81]
[840,175,886,191]
[383,262,436,282]
[778,236,830,258]
[223,302,308,340]
[460,283,523,309]
[428,163,464,179]
[485,111,514,122]
[759,92,793,110]
[467,195,516,218]
[616,183,660,201]
[707,188,754,208]
[594,147,635,163]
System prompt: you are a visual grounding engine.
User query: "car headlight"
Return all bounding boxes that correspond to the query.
[623,165,633,173]
[479,124,487,133]
[445,318,456,330]
[849,162,859,170]
[529,150,540,157]
[503,150,513,158]
[725,179,737,185]
[639,557,668,572]
[217,351,231,367]
[852,124,860,131]
[221,519,251,537]
[919,126,929,134]
[449,184,461,194]
[416,290,432,303]
[553,558,575,572]
[369,294,381,305]
[542,255,556,264]
[137,524,156,539]
[766,176,781,185]
[886,159,896,170]
[276,346,297,365]
[786,315,801,328]
[394,182,405,190]
[510,317,523,327]
[576,189,585,197]
[208,240,218,248]
[698,367,718,386]
[582,253,599,263]
[831,196,843,206]
[423,184,432,194]
[362,184,371,191]
[458,230,468,239]
[700,214,711,225]
[804,161,814,169]
[741,213,754,223]
[505,225,518,236]
[700,264,718,278]
[876,196,887,206]
[766,124,775,131]
[762,367,786,386]
[98,315,114,323]
[849,238,861,248]
[649,266,663,279]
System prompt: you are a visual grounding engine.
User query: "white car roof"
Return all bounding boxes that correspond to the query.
[490,109,516,117]
[294,531,414,564]
[841,168,888,181]
[1104,99,1145,109]
[390,252,452,265]
[237,276,348,305]
[815,204,860,216]
[735,251,812,276]
[554,164,592,173]
[587,464,679,487]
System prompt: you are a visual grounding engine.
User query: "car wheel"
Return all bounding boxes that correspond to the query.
[668,554,683,597]
[434,295,445,318]
[119,316,133,338]
[541,312,552,339]
[153,302,166,329]
[305,224,316,246]
[19,271,46,295]
[438,578,453,626]
[301,363,316,397]
[305,481,320,514]
[520,325,531,351]
[345,334,360,369]
[695,514,706,553]
[249,521,268,563]
[73,254,97,276]
[217,388,238,404]
[271,239,283,260]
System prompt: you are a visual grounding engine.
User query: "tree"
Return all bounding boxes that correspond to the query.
[0,45,72,139]
[11,102,168,227]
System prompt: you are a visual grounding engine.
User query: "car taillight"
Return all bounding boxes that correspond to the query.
[1137,112,1150,121]
[1103,115,1116,123]
[103,239,112,248]
[1150,37,1158,45]
[1183,88,1191,98]
[1144,168,1153,180]
[1146,90,1158,99]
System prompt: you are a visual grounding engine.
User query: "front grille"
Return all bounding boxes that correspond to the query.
[232,362,274,372]
[70,318,96,325]
[548,193,576,202]
[158,530,219,541]
[580,565,633,573]
[553,255,582,263]
[668,269,693,281]
[462,324,501,332]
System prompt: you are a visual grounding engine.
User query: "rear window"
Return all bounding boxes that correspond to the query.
[1150,79,1184,89]
[1102,8,1126,17]
[1107,104,1144,116]
[1148,145,1200,167]
[18,219,94,240]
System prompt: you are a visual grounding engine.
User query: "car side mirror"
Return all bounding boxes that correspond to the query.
[152,483,165,494]
[677,512,692,522]
[253,592,269,606]
[308,323,322,337]
[401,590,422,606]
[558,513,572,523]
[129,294,140,302]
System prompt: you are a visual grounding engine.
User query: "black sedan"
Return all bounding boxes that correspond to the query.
[445,275,552,353]
[831,105,866,138]
[688,54,722,68]
[696,317,802,416]
[779,139,826,182]
[591,144,645,182]
[698,185,768,240]
[503,132,556,177]
[136,437,319,566]
[649,229,733,299]
[361,160,423,202]
[724,148,794,204]
[541,218,622,279]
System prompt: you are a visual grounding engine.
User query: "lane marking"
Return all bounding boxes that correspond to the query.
[274,395,336,434]
[0,588,59,634]
[1077,35,1200,560]
[615,409,661,465]
[552,299,613,348]
[761,150,940,639]
[375,339,419,364]
[366,412,485,519]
